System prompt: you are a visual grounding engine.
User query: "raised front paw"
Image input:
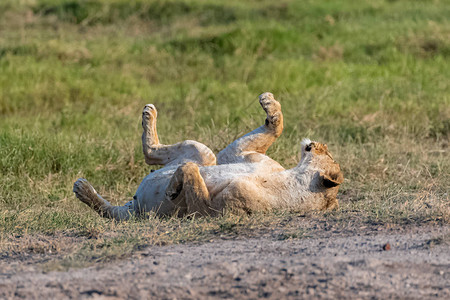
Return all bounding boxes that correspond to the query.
[259,92,282,127]
[259,92,280,113]
[259,92,275,105]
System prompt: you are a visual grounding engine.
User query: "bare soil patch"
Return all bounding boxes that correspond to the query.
[1,223,448,299]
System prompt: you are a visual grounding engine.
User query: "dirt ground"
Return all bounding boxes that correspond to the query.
[0,224,449,299]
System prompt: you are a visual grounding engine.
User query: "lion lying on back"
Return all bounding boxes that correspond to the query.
[73,93,344,220]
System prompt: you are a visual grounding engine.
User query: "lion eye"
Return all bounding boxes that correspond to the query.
[305,144,312,152]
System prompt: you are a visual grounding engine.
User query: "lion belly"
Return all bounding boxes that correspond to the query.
[133,166,178,215]
[134,163,265,215]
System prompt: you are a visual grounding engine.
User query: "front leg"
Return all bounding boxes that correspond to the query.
[217,92,284,168]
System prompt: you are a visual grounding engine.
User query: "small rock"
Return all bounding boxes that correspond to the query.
[382,243,391,251]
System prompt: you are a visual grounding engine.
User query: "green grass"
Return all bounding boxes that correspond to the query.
[0,0,449,262]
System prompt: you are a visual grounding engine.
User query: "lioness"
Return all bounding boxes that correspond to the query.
[73,93,343,220]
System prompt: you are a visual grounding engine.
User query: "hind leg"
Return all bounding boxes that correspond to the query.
[73,178,133,221]
[217,92,284,166]
[142,104,216,167]
[164,162,217,216]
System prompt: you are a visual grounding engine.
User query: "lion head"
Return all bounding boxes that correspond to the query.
[300,138,344,209]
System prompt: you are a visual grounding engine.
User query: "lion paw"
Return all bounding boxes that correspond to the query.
[142,104,157,130]
[73,178,100,207]
[259,92,282,127]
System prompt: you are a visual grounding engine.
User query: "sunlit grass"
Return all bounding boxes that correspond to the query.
[0,0,448,263]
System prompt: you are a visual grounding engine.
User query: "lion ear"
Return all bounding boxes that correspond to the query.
[320,171,344,188]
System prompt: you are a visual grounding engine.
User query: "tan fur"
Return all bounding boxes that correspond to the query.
[73,93,344,220]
